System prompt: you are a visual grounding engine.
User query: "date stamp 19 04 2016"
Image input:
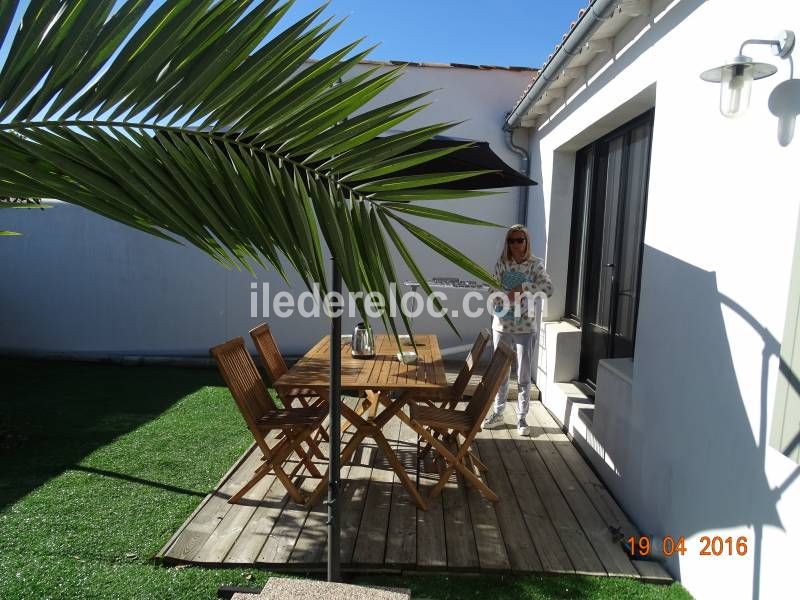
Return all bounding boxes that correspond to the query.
[627,535,749,558]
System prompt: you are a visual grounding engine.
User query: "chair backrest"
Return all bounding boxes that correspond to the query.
[465,341,514,427]
[210,337,278,444]
[451,329,491,399]
[249,323,288,384]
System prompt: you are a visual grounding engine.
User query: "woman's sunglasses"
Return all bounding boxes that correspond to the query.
[507,237,526,245]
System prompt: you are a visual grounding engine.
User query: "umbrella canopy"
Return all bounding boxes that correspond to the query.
[393,135,537,189]
[161,130,535,192]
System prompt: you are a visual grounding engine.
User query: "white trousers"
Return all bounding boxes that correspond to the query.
[492,329,534,419]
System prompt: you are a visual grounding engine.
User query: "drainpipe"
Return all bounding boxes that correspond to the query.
[505,0,619,129]
[502,118,530,226]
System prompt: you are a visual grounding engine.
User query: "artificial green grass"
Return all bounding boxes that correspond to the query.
[0,359,692,600]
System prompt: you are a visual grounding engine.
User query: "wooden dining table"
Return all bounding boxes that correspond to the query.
[273,334,449,510]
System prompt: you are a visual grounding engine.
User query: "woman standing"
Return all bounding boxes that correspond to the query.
[483,224,553,435]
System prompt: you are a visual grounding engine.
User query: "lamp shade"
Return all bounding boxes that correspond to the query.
[701,55,777,118]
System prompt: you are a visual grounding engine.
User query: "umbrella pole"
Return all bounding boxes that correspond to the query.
[327,261,342,582]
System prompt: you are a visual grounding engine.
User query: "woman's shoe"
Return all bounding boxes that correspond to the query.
[517,418,530,436]
[482,410,505,429]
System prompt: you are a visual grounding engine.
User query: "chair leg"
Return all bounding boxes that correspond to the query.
[416,426,499,502]
[373,431,428,511]
[293,439,323,478]
[306,428,366,508]
[315,425,330,443]
[241,430,320,505]
[469,450,488,472]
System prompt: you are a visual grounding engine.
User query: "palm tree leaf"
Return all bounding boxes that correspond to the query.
[22,0,113,119]
[319,122,459,171]
[0,0,65,111]
[50,0,153,119]
[192,3,326,128]
[340,143,474,182]
[373,189,494,202]
[0,2,17,51]
[381,202,503,227]
[383,210,499,288]
[354,170,492,192]
[368,208,417,350]
[377,210,460,339]
[0,0,509,338]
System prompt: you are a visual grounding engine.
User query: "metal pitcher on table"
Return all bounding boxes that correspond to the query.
[351,322,375,359]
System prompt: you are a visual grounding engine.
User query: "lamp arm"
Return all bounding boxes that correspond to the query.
[740,30,796,59]
[739,39,782,55]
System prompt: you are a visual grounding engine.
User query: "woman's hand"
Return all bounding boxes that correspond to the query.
[507,285,523,301]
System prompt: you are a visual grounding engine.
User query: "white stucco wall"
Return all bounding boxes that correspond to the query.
[0,64,532,358]
[528,1,800,599]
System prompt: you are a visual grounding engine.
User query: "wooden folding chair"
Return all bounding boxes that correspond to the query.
[210,337,328,505]
[407,341,513,502]
[417,329,490,457]
[250,323,329,447]
[444,328,491,408]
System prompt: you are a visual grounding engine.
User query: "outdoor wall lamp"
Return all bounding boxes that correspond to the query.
[700,30,796,119]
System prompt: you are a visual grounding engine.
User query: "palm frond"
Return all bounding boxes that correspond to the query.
[0,0,502,335]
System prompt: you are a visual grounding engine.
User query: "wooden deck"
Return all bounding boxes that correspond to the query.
[157,391,671,582]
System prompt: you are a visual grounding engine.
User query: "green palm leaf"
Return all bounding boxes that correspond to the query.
[0,0,505,336]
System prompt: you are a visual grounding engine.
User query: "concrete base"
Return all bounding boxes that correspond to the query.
[231,578,411,600]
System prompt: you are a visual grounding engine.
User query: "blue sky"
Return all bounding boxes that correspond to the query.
[1,1,589,74]
[280,0,590,67]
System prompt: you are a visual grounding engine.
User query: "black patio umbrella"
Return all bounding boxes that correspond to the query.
[161,130,536,190]
[391,135,537,189]
[326,136,534,580]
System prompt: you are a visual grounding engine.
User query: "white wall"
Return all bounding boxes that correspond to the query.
[0,64,532,358]
[528,1,800,599]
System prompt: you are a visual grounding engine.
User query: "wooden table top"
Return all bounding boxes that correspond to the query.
[273,334,448,392]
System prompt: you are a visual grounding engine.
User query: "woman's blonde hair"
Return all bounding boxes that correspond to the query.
[499,224,532,263]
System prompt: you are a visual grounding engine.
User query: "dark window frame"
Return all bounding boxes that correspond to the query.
[564,109,655,355]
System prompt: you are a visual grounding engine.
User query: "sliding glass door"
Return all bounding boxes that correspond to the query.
[565,111,654,386]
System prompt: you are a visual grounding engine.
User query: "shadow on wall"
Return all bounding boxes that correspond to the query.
[768,75,800,147]
[0,359,223,511]
[607,246,799,599]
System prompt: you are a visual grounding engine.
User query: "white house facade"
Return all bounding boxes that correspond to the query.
[512,1,799,599]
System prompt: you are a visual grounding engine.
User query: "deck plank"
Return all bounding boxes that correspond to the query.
[163,444,263,562]
[532,403,640,537]
[462,442,510,571]
[473,428,542,572]
[340,439,378,564]
[415,454,447,568]
[192,466,276,563]
[489,422,575,574]
[633,559,674,584]
[509,419,606,575]
[441,471,480,570]
[527,405,639,578]
[225,476,290,564]
[256,479,313,564]
[352,415,403,564]
[288,400,365,565]
[384,413,418,566]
